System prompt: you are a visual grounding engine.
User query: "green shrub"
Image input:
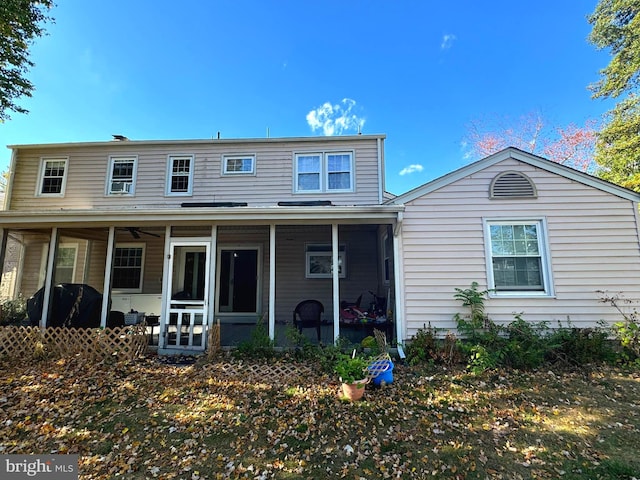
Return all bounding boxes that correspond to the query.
[0,295,27,326]
[598,291,640,362]
[547,321,614,366]
[233,321,276,360]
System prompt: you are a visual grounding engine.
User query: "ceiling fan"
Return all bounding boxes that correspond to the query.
[118,227,161,239]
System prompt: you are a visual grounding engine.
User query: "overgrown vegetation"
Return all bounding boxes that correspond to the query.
[404,283,631,374]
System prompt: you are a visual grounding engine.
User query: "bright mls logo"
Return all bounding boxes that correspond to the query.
[1,455,78,479]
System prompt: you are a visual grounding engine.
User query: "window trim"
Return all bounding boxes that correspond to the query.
[107,155,138,196]
[36,157,68,197]
[166,154,194,196]
[111,243,146,293]
[484,218,554,297]
[294,151,354,193]
[54,243,78,284]
[222,154,256,176]
[305,244,347,279]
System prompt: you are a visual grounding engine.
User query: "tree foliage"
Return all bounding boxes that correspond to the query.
[588,1,640,190]
[0,0,54,122]
[588,0,640,99]
[465,111,598,172]
[595,95,640,190]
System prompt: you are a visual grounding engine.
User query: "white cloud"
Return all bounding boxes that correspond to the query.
[399,164,424,176]
[306,98,365,136]
[441,34,457,50]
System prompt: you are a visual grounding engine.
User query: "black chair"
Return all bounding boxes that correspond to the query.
[293,300,324,342]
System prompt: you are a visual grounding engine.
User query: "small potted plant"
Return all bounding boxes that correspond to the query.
[334,350,369,401]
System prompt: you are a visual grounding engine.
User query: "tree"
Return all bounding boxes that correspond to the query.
[594,95,640,190]
[0,0,54,122]
[588,1,640,190]
[465,112,598,172]
[588,0,640,99]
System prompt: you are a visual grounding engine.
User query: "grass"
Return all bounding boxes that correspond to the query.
[0,355,639,479]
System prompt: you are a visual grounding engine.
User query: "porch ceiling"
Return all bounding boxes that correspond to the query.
[0,205,403,229]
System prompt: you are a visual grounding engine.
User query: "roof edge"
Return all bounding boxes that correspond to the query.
[388,147,640,204]
[7,134,386,150]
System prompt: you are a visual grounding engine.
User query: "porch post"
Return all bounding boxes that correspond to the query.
[100,226,116,328]
[40,227,58,330]
[268,224,276,340]
[159,225,172,350]
[209,225,218,331]
[392,213,405,345]
[0,227,7,289]
[331,223,340,344]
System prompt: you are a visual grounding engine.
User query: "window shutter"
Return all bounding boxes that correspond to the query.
[490,172,537,199]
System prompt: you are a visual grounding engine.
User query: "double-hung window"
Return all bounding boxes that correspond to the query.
[37,157,68,196]
[167,155,194,195]
[223,155,255,175]
[112,243,145,292]
[108,156,137,195]
[485,219,553,296]
[295,151,353,193]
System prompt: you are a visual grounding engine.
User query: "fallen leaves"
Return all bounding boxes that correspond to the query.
[0,356,639,478]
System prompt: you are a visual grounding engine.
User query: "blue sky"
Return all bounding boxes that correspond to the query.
[0,0,613,195]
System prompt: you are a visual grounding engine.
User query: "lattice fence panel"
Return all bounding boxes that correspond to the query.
[203,361,317,385]
[0,325,147,362]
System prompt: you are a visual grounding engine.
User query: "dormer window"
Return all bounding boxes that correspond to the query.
[490,171,537,199]
[294,151,354,193]
[108,156,137,195]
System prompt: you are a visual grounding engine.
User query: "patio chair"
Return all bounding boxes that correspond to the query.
[293,299,324,342]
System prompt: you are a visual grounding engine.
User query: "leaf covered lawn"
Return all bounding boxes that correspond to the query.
[0,356,639,479]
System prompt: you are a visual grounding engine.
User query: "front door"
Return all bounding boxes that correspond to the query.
[164,241,210,351]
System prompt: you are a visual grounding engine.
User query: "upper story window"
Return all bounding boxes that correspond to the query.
[223,155,255,175]
[37,157,68,196]
[108,156,137,195]
[294,151,354,193]
[484,219,553,296]
[166,155,194,195]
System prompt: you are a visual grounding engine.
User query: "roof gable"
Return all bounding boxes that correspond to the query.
[388,147,640,204]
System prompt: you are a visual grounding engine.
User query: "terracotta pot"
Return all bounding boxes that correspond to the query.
[340,378,368,401]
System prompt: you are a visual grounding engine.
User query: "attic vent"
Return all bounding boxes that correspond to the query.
[490,171,537,199]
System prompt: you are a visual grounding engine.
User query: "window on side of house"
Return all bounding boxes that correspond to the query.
[37,157,68,196]
[222,155,255,175]
[305,244,346,278]
[108,156,137,195]
[295,151,353,193]
[167,155,194,195]
[54,243,78,284]
[485,220,553,296]
[112,244,145,292]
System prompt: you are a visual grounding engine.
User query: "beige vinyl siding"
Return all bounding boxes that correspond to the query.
[400,158,640,340]
[9,138,381,211]
[273,225,380,325]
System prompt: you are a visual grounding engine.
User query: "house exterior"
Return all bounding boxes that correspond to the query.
[1,136,639,353]
[386,148,640,339]
[0,135,401,353]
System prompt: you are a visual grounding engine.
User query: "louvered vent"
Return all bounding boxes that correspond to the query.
[490,172,537,199]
